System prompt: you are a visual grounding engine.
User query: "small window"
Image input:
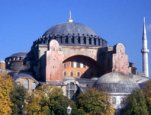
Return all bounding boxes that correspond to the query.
[89,38,92,44]
[65,37,69,44]
[94,38,96,45]
[98,39,100,45]
[71,62,74,68]
[78,37,80,43]
[83,64,86,68]
[71,37,74,43]
[70,72,74,77]
[64,72,67,77]
[64,63,67,68]
[77,62,80,68]
[84,37,86,44]
[77,72,80,77]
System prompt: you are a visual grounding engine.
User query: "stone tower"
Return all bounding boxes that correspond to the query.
[141,17,149,77]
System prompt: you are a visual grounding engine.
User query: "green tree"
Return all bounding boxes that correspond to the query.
[76,88,115,115]
[121,89,149,115]
[143,80,151,113]
[10,84,27,115]
[26,84,83,115]
[0,73,13,115]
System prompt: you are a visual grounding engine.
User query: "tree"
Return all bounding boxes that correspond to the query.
[26,84,82,115]
[121,89,149,115]
[10,84,27,115]
[0,73,13,115]
[76,88,115,115]
[143,80,151,113]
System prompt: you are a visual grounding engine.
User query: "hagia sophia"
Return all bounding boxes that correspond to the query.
[0,13,150,111]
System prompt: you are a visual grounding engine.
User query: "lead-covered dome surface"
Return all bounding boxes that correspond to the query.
[43,22,97,36]
[95,72,140,93]
[34,22,107,47]
[9,52,27,58]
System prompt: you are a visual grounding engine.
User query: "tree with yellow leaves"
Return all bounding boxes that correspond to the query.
[0,73,13,115]
[26,84,83,115]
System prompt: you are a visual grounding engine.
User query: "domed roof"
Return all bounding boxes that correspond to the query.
[43,22,97,36]
[33,21,107,47]
[95,72,140,93]
[10,52,27,58]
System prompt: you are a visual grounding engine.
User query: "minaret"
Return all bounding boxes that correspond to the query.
[68,11,73,23]
[141,17,149,77]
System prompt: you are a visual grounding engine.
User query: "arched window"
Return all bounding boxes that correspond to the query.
[84,37,86,44]
[89,38,92,44]
[60,37,63,43]
[94,38,96,45]
[70,72,74,77]
[71,62,74,68]
[71,37,74,43]
[77,72,80,77]
[64,63,67,68]
[98,39,100,45]
[78,37,80,44]
[65,37,69,44]
[64,72,67,77]
[77,62,80,68]
[66,82,77,99]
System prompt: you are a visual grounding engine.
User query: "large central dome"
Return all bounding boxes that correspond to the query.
[33,21,107,47]
[43,22,97,36]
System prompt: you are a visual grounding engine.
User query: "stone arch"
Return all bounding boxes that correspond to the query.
[63,55,101,78]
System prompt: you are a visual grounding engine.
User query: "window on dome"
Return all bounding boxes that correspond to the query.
[98,39,100,45]
[71,37,74,43]
[78,37,80,44]
[65,37,69,44]
[60,37,63,43]
[94,38,96,45]
[89,38,92,44]
[84,37,86,44]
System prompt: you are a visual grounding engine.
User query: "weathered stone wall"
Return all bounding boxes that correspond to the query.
[112,43,129,74]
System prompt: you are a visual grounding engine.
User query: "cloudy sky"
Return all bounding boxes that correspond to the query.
[0,0,151,76]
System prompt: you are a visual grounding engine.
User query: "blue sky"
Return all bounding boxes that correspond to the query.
[0,0,151,75]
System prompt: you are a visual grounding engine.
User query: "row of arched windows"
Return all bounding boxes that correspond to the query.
[64,62,86,68]
[35,35,107,47]
[64,71,81,77]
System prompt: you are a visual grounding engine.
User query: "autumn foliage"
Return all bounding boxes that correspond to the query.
[0,73,13,115]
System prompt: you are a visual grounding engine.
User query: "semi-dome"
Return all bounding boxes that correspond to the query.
[95,72,140,93]
[33,22,107,47]
[43,22,97,36]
